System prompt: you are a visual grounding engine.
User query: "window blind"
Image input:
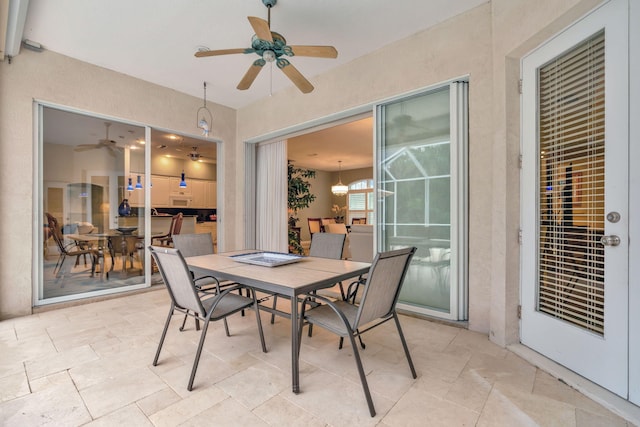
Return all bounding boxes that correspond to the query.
[537,30,605,335]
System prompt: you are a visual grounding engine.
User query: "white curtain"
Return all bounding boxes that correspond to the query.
[255,140,288,252]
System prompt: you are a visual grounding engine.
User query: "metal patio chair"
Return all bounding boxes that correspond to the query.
[297,246,418,417]
[150,245,267,391]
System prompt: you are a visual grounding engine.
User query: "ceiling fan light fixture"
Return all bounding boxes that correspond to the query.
[331,161,348,196]
[262,49,276,62]
[196,81,213,137]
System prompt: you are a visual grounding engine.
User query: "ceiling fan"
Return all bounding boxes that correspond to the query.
[195,0,338,94]
[74,122,121,156]
[188,146,206,161]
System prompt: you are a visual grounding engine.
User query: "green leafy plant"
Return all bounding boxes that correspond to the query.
[288,161,316,254]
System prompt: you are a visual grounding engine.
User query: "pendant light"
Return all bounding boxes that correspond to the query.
[135,175,143,190]
[196,81,213,137]
[126,177,134,192]
[331,160,348,196]
[179,171,187,188]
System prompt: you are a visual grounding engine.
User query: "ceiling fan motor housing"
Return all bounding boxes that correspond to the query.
[262,0,277,8]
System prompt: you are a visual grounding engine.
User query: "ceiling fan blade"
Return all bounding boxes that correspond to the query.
[248,16,273,42]
[237,59,266,90]
[277,58,314,94]
[195,48,253,58]
[287,45,338,58]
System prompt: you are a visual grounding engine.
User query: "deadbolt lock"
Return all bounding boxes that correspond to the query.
[606,211,621,223]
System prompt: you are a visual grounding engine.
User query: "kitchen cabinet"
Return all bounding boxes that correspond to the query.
[126,176,146,207]
[205,181,217,208]
[151,176,171,207]
[190,180,206,207]
[131,175,215,208]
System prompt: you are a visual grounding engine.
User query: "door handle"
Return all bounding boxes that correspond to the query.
[600,235,621,246]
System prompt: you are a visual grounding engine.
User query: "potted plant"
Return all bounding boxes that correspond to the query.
[288,161,316,254]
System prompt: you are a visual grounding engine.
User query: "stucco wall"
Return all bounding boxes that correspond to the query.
[0,50,235,319]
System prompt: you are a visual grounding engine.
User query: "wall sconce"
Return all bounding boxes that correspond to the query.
[126,177,134,192]
[196,81,213,137]
[135,175,143,190]
[179,171,187,188]
[331,161,348,196]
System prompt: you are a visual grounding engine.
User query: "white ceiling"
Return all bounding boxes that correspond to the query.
[22,0,486,110]
[24,0,485,172]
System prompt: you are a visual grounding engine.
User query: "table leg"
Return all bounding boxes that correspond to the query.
[291,295,300,393]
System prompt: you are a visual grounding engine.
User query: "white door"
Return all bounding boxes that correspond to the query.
[521,0,629,398]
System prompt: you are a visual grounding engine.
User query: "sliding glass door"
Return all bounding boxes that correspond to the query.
[376,81,468,320]
[38,105,149,304]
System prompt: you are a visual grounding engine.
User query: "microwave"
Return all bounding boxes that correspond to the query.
[169,195,192,207]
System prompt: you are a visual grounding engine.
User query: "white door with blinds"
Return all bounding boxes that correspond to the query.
[521,0,629,398]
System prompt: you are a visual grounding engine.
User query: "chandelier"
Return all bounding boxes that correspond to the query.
[331,161,348,196]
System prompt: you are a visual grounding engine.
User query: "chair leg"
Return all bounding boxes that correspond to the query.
[393,312,417,378]
[188,316,211,391]
[252,290,267,353]
[347,333,376,417]
[179,312,189,331]
[153,305,174,366]
[223,318,230,337]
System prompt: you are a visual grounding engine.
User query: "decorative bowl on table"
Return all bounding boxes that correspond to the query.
[116,226,138,235]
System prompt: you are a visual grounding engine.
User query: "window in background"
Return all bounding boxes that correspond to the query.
[347,179,374,224]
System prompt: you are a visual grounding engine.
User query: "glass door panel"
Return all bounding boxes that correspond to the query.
[377,83,467,320]
[40,106,147,302]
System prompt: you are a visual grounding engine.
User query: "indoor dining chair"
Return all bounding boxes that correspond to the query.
[297,246,418,417]
[152,212,183,247]
[150,245,267,391]
[307,217,323,236]
[46,213,104,283]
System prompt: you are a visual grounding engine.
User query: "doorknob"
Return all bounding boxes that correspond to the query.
[600,235,621,246]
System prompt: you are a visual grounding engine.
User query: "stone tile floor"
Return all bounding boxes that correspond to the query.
[0,288,636,426]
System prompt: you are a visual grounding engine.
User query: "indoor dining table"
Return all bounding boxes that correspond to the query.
[185,250,371,393]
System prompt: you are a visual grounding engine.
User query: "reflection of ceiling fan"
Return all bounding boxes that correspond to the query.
[188,146,206,161]
[74,122,121,156]
[195,0,337,94]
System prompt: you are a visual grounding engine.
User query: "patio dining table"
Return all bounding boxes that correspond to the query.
[185,250,370,393]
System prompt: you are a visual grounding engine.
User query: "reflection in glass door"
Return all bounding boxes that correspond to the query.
[377,82,468,320]
[39,106,148,303]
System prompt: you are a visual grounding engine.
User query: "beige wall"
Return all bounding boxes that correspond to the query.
[0,0,606,349]
[0,50,235,318]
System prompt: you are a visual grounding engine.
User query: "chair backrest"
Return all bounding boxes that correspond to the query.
[172,213,184,236]
[172,233,215,257]
[46,213,67,254]
[325,223,348,234]
[321,218,336,227]
[308,218,322,235]
[354,246,416,328]
[352,217,367,224]
[309,232,346,259]
[149,246,205,316]
[349,228,374,263]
